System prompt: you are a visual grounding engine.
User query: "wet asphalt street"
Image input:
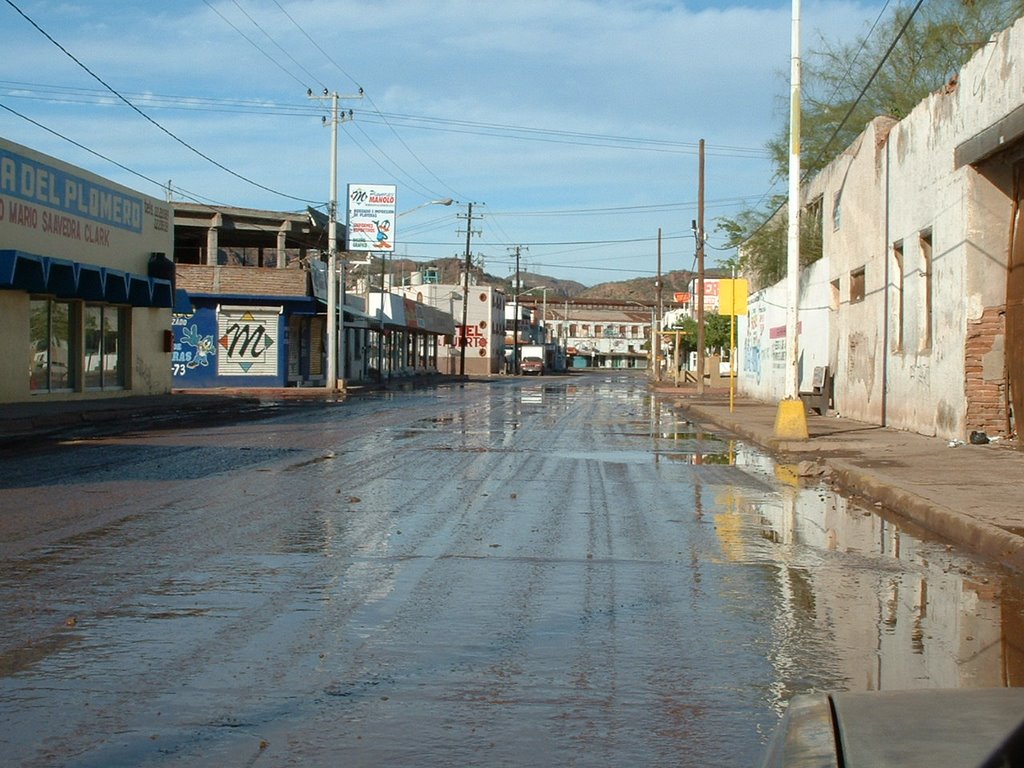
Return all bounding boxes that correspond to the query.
[1,372,1022,767]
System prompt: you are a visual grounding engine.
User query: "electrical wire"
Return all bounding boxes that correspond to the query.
[202,0,309,90]
[226,0,326,92]
[0,98,326,250]
[0,79,771,159]
[739,0,925,247]
[3,0,319,205]
[260,0,463,201]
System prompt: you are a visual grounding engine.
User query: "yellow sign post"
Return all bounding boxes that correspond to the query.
[718,279,749,412]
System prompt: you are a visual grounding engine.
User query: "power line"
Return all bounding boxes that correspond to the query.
[260,0,466,201]
[226,0,325,91]
[739,0,925,246]
[0,98,325,250]
[269,0,363,91]
[4,0,317,205]
[0,79,771,159]
[346,120,445,200]
[202,0,308,90]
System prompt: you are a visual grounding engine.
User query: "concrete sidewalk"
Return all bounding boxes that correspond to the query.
[654,385,1024,572]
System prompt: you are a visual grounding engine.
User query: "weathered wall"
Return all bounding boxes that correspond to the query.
[739,16,1024,439]
[880,18,1023,438]
[737,257,831,403]
[816,121,892,425]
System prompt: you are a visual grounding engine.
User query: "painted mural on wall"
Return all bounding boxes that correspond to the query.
[743,300,767,385]
[171,312,213,380]
[217,308,277,376]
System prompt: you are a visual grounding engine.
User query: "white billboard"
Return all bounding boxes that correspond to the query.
[346,183,396,252]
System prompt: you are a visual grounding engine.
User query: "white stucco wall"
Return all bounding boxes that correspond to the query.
[737,257,831,402]
[817,121,892,426]
[879,17,1024,438]
[740,16,1024,439]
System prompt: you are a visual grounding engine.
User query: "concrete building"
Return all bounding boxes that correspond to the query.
[173,202,323,267]
[0,138,175,403]
[398,282,506,376]
[366,290,456,380]
[173,263,323,387]
[738,15,1024,441]
[543,299,652,370]
[172,204,453,387]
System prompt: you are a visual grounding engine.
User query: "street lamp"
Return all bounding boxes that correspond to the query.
[516,285,548,342]
[398,198,454,218]
[375,198,454,382]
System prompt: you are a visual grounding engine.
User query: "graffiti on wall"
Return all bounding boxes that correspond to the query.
[218,308,278,376]
[743,302,767,383]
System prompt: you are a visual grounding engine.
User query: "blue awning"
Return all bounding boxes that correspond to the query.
[0,249,172,308]
[46,258,78,298]
[0,250,46,293]
[77,265,105,301]
[102,269,129,304]
[128,274,152,306]
[173,288,193,313]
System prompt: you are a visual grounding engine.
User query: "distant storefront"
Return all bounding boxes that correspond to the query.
[172,265,320,388]
[0,137,175,403]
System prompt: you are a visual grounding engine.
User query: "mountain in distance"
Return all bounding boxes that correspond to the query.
[390,256,726,304]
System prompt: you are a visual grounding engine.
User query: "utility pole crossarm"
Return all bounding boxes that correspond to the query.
[457,203,482,377]
[308,87,363,391]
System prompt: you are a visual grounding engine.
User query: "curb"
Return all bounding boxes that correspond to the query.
[827,459,1024,572]
[675,399,1024,573]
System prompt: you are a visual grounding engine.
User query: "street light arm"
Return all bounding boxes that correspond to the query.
[397,198,454,218]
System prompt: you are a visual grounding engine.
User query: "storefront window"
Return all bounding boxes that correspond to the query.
[31,299,127,393]
[85,304,127,389]
[30,298,76,391]
[103,306,125,388]
[84,305,103,389]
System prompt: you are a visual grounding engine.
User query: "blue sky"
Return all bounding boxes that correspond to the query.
[1,0,888,285]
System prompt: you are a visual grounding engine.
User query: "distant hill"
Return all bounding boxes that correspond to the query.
[386,256,727,304]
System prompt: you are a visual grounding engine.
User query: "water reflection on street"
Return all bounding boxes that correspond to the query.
[0,372,1021,767]
[646,393,1024,708]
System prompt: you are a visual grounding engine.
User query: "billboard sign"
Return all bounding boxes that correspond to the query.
[346,183,396,252]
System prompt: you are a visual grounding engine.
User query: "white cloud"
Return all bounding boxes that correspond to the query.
[1,0,888,283]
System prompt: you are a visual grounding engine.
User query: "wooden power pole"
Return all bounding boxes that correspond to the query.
[696,138,706,395]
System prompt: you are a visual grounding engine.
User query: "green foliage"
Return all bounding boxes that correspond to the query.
[667,312,732,354]
[704,312,732,351]
[722,0,1024,286]
[719,200,822,288]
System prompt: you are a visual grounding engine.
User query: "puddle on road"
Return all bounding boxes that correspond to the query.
[637,406,1024,701]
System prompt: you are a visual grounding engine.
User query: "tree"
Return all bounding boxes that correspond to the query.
[667,313,731,355]
[721,0,1024,282]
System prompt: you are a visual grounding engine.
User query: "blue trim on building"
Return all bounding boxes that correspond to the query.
[171,294,320,388]
[0,249,173,308]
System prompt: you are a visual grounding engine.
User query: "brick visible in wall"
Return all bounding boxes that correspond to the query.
[964,306,1008,437]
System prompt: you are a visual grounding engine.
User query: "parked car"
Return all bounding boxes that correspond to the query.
[520,355,544,375]
[759,688,1024,768]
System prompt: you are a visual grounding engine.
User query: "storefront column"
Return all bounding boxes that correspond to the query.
[276,225,288,268]
[206,213,221,265]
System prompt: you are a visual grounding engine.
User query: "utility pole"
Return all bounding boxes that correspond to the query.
[309,87,362,390]
[655,228,663,383]
[378,253,387,383]
[510,245,527,374]
[696,138,706,396]
[458,203,480,376]
[775,0,809,438]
